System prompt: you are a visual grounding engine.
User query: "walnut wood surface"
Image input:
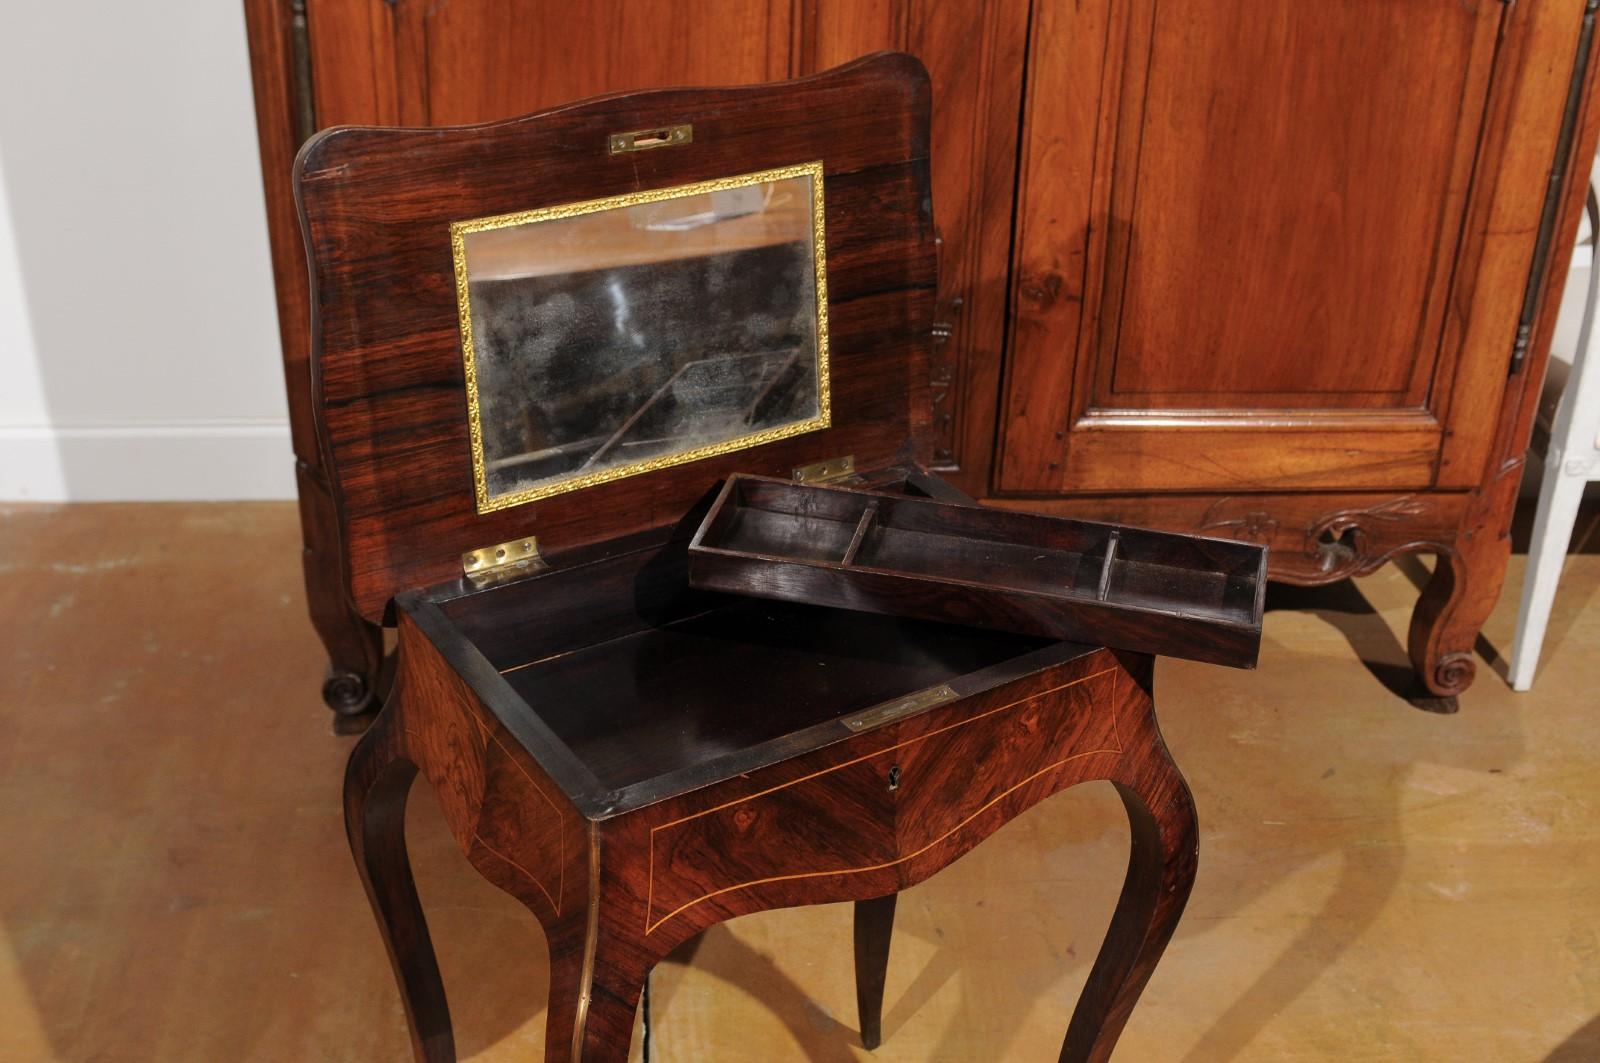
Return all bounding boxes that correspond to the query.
[1001,0,1505,493]
[992,0,1600,700]
[243,0,388,714]
[295,55,937,624]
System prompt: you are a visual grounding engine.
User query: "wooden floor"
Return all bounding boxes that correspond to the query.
[1,502,1597,1062]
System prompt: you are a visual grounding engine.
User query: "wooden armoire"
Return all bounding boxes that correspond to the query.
[245,0,1600,714]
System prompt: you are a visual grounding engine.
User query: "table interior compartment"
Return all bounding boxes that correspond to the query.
[441,514,1058,796]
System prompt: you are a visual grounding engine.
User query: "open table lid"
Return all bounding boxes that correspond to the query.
[296,54,936,623]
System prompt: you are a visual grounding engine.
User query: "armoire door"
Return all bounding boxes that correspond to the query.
[998,0,1514,496]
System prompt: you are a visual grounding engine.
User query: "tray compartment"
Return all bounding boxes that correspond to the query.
[689,474,1268,668]
[1102,527,1264,624]
[696,475,876,563]
[852,495,1113,600]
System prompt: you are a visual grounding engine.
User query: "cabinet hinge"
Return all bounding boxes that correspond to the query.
[1509,0,1600,374]
[288,0,317,146]
[462,535,547,586]
[792,454,859,484]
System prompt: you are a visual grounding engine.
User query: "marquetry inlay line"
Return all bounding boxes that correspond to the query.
[471,832,561,915]
[403,714,566,915]
[483,728,566,915]
[644,666,1122,933]
[654,667,1118,832]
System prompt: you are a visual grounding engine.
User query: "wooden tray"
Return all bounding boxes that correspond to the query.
[688,473,1268,668]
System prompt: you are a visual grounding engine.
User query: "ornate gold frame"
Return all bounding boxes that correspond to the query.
[451,161,831,515]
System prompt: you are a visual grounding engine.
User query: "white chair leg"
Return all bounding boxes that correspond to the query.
[1509,457,1589,691]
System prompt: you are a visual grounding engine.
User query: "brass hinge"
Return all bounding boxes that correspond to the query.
[792,454,858,485]
[461,535,547,586]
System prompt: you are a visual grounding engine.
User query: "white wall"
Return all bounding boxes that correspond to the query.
[0,1,292,501]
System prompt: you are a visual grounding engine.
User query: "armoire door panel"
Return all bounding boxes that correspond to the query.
[1103,0,1501,405]
[1000,0,1506,494]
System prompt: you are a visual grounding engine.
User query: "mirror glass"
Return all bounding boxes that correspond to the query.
[452,162,829,512]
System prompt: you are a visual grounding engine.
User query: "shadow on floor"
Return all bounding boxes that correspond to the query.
[1169,570,1529,1062]
[1543,1013,1600,1062]
[650,925,864,1063]
[1261,565,1491,714]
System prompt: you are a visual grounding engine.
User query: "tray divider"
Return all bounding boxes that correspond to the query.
[840,499,881,567]
[1096,529,1121,602]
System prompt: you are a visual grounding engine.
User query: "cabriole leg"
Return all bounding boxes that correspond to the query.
[1407,463,1523,704]
[543,926,653,1063]
[1406,537,1509,703]
[344,711,453,1062]
[1060,737,1199,1063]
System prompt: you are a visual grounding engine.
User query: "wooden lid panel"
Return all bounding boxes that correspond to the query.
[296,54,935,622]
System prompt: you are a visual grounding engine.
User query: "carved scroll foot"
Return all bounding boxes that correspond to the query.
[1404,458,1521,703]
[1060,733,1198,1063]
[324,665,377,716]
[1406,537,1508,702]
[298,460,388,716]
[853,893,897,1049]
[344,710,454,1063]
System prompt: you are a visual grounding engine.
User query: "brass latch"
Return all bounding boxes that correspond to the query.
[792,454,858,485]
[608,123,693,154]
[462,535,547,586]
[843,684,959,732]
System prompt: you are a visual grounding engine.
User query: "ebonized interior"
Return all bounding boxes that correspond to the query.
[432,478,1078,804]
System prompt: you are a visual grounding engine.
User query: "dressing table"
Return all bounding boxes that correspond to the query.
[299,54,1243,1061]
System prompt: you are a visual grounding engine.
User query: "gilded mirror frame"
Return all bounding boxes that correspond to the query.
[451,160,831,514]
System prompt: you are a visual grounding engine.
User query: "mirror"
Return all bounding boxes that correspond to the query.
[452,162,830,513]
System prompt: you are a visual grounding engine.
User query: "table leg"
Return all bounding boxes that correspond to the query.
[853,893,897,1049]
[544,915,656,1063]
[1059,725,1198,1063]
[345,709,454,1063]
